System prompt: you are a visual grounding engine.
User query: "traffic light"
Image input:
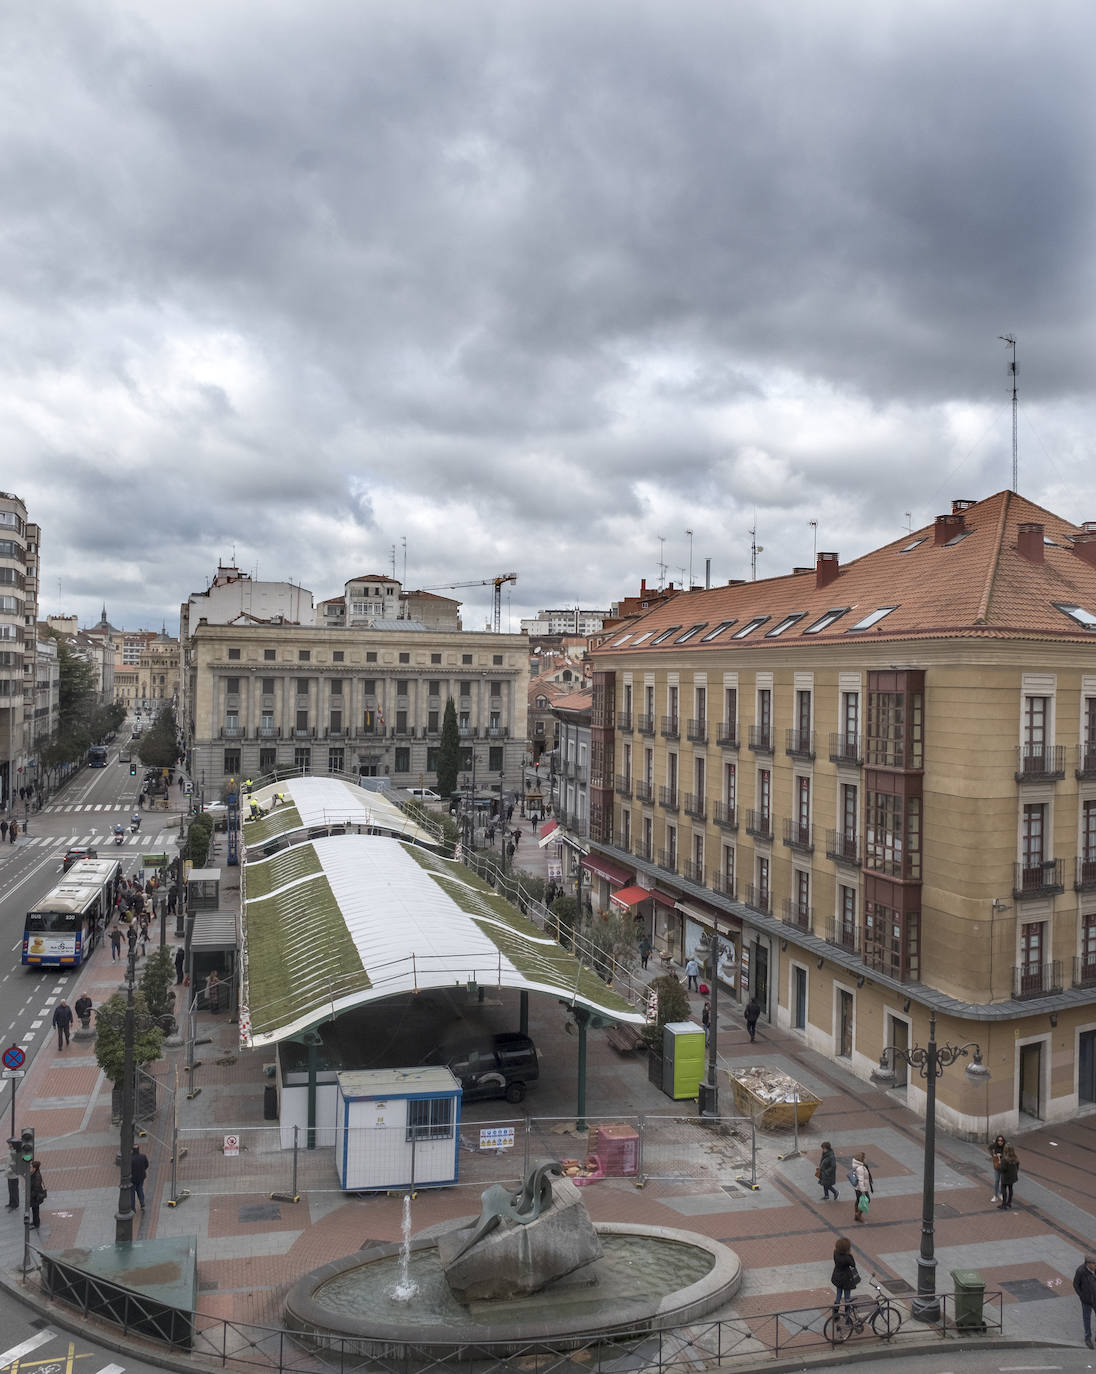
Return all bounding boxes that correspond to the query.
[130,762,137,776]
[19,1127,34,1166]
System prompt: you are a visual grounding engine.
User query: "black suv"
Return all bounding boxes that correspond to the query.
[440,1033,539,1104]
[62,847,98,871]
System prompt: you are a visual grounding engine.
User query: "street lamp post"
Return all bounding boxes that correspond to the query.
[871,1010,989,1323]
[114,944,139,1244]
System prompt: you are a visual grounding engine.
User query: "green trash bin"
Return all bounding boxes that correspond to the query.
[950,1269,986,1330]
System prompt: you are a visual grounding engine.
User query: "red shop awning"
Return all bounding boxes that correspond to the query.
[581,854,633,887]
[609,885,651,911]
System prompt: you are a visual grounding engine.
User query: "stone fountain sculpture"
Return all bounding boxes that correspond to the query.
[436,1159,603,1301]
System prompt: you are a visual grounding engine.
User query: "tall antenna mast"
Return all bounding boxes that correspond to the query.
[685,529,694,589]
[401,535,407,584]
[656,534,667,590]
[999,333,1018,490]
[809,519,818,563]
[749,515,764,581]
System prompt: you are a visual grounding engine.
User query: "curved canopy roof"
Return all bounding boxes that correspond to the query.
[240,775,441,853]
[239,834,644,1047]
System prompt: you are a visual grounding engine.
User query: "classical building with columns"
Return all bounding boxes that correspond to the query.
[587,491,1096,1137]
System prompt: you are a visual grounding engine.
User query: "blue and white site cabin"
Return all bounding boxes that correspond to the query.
[335,1066,462,1191]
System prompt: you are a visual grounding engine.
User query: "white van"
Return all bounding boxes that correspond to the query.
[408,787,441,801]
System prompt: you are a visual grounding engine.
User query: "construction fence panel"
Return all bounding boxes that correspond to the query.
[640,1114,758,1194]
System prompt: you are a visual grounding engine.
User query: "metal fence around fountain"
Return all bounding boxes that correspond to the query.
[173,1111,758,1200]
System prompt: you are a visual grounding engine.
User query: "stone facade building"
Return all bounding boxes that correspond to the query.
[0,493,39,808]
[588,491,1096,1136]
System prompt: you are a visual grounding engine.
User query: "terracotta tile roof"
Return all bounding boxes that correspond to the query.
[591,491,1096,656]
[346,573,400,584]
[551,687,594,712]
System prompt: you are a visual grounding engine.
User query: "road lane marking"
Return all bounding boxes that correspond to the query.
[0,1330,57,1366]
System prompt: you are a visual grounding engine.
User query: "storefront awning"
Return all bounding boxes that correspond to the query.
[675,898,739,929]
[610,884,651,911]
[651,890,678,908]
[537,819,560,847]
[581,855,632,887]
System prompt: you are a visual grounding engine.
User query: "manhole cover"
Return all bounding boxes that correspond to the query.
[239,1203,281,1222]
[885,1277,914,1295]
[1002,1278,1060,1303]
[721,1185,745,1198]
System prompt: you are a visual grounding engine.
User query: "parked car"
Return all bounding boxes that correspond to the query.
[62,846,98,871]
[431,1032,539,1104]
[408,787,441,801]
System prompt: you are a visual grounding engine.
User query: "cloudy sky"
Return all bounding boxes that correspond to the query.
[5,0,1095,634]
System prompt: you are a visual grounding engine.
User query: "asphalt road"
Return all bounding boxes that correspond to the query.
[0,1284,170,1374]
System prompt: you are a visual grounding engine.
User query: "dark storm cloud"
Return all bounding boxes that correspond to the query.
[3,0,1095,629]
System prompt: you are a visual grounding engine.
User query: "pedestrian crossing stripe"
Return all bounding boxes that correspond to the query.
[0,1328,126,1372]
[16,833,174,848]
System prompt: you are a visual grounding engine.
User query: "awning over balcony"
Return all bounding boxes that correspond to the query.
[609,884,651,911]
[581,854,632,886]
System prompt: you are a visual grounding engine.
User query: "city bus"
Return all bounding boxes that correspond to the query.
[23,857,122,968]
[87,744,108,767]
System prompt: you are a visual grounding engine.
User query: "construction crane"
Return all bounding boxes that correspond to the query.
[419,573,518,633]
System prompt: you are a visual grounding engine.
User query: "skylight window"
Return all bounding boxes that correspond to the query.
[611,633,633,647]
[632,631,655,645]
[847,606,897,632]
[900,538,927,553]
[1053,602,1096,630]
[765,613,806,638]
[649,625,682,646]
[700,619,737,642]
[945,530,973,547]
[804,608,850,634]
[676,623,709,644]
[732,616,770,639]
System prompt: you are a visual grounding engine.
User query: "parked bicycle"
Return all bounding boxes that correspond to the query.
[824,1275,903,1344]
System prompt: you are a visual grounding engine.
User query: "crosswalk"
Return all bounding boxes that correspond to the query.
[0,1328,124,1373]
[44,802,176,813]
[13,830,176,850]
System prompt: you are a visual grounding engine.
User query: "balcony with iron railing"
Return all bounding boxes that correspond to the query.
[745,883,771,915]
[783,818,814,853]
[637,713,656,736]
[256,726,281,738]
[324,726,346,739]
[683,792,707,820]
[1013,859,1065,900]
[574,764,588,784]
[785,727,815,761]
[826,917,860,954]
[658,785,679,812]
[485,725,510,739]
[711,871,737,901]
[616,711,633,733]
[782,898,813,932]
[615,774,633,798]
[713,800,737,831]
[1074,956,1096,989]
[828,732,862,766]
[682,860,705,885]
[661,715,680,740]
[292,727,315,740]
[633,839,653,863]
[825,830,861,867]
[716,721,738,749]
[1077,745,1096,780]
[1012,960,1063,999]
[355,725,382,738]
[1077,857,1096,891]
[748,724,773,754]
[634,779,654,804]
[687,717,708,744]
[1015,744,1066,783]
[657,848,678,874]
[220,725,244,738]
[745,808,773,841]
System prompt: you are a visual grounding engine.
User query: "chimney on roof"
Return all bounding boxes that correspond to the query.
[934,511,965,545]
[816,551,840,589]
[1073,530,1096,567]
[793,566,813,575]
[952,498,976,513]
[1017,522,1045,563]
[725,578,746,587]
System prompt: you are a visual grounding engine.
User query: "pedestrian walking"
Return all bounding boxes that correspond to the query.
[702,1000,711,1045]
[52,1000,73,1050]
[110,925,122,960]
[130,1145,149,1210]
[1073,1256,1096,1349]
[850,1151,873,1223]
[988,1134,1007,1202]
[998,1143,1019,1209]
[8,819,16,843]
[831,1236,858,1316]
[639,937,652,970]
[28,1160,46,1229]
[6,1141,20,1208]
[817,1141,839,1201]
[0,819,7,842]
[684,956,700,991]
[175,946,185,984]
[744,997,761,1042]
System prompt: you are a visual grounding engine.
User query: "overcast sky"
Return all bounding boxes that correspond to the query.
[5,0,1095,634]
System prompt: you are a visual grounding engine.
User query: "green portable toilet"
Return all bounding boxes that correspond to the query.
[662,1021,705,1100]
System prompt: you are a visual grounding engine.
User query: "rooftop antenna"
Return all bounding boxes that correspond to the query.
[749,514,764,581]
[390,544,397,579]
[685,529,694,588]
[656,534,667,591]
[905,511,912,533]
[401,535,407,585]
[999,333,1018,490]
[809,519,818,563]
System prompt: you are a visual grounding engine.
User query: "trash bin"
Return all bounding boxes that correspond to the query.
[950,1269,986,1330]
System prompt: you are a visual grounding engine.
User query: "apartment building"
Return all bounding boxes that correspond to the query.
[0,493,39,809]
[183,570,529,797]
[589,491,1096,1136]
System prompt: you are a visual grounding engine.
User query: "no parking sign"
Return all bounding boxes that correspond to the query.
[223,1134,240,1157]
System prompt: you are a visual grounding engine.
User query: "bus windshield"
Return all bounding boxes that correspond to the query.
[88,745,108,767]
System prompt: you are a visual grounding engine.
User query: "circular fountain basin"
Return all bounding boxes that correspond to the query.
[286,1223,742,1360]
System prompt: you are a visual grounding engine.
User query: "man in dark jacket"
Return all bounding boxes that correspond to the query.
[130,1145,149,1209]
[744,998,761,1043]
[74,993,93,1030]
[1074,1257,1096,1348]
[52,1000,73,1050]
[175,945,186,984]
[818,1141,839,1201]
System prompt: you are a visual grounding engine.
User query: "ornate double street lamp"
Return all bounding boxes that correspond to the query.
[871,1010,990,1323]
